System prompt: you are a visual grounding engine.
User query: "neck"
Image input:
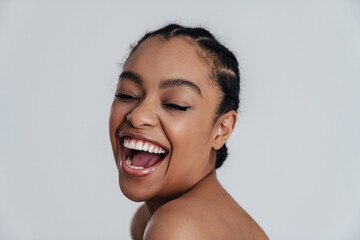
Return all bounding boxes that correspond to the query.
[145,170,218,215]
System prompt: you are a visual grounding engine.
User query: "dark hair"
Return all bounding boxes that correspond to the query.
[126,23,240,169]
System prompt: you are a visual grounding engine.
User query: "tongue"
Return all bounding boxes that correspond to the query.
[131,151,163,168]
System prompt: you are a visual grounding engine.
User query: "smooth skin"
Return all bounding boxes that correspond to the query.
[109,36,269,240]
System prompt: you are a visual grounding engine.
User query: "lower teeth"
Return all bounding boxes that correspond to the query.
[126,156,144,170]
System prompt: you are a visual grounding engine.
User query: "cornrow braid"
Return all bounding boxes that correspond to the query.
[127,24,240,169]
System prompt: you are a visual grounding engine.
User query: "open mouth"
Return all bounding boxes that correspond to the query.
[122,137,168,170]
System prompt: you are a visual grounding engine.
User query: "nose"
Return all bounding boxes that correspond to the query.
[126,99,158,128]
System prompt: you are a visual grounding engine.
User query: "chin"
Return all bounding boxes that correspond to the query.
[118,173,164,202]
[122,191,146,202]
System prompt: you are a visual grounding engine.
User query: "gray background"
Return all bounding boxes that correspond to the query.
[0,0,359,239]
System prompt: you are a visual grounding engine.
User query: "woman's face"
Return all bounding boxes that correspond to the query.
[109,36,221,201]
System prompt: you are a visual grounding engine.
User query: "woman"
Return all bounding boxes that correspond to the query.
[109,24,269,240]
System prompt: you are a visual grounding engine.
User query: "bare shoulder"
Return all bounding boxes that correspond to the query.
[143,199,206,240]
[144,188,269,240]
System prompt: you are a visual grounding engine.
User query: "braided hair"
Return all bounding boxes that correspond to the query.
[126,24,240,169]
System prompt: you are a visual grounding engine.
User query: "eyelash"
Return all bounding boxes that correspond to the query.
[164,103,191,111]
[115,93,137,100]
[115,93,191,112]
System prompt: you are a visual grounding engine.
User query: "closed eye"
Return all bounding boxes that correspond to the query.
[164,103,191,111]
[115,93,138,100]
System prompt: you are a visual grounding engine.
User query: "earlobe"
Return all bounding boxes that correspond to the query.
[212,110,237,150]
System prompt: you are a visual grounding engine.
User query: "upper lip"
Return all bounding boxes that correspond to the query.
[118,131,170,153]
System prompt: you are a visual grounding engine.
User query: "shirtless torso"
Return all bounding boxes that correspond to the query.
[131,172,269,240]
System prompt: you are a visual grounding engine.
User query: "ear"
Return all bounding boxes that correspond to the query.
[212,110,237,150]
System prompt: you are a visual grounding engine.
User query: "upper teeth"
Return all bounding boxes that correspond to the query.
[124,138,166,154]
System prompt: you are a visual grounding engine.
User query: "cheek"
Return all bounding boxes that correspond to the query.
[109,102,127,153]
[163,111,212,168]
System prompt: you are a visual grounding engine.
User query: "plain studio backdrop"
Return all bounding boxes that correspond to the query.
[0,0,359,239]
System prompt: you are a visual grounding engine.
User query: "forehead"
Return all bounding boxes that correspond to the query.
[123,36,214,89]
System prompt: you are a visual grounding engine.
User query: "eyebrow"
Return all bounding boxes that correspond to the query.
[119,71,142,85]
[159,79,202,96]
[119,70,202,96]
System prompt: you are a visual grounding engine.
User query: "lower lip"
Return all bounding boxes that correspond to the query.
[120,145,167,177]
